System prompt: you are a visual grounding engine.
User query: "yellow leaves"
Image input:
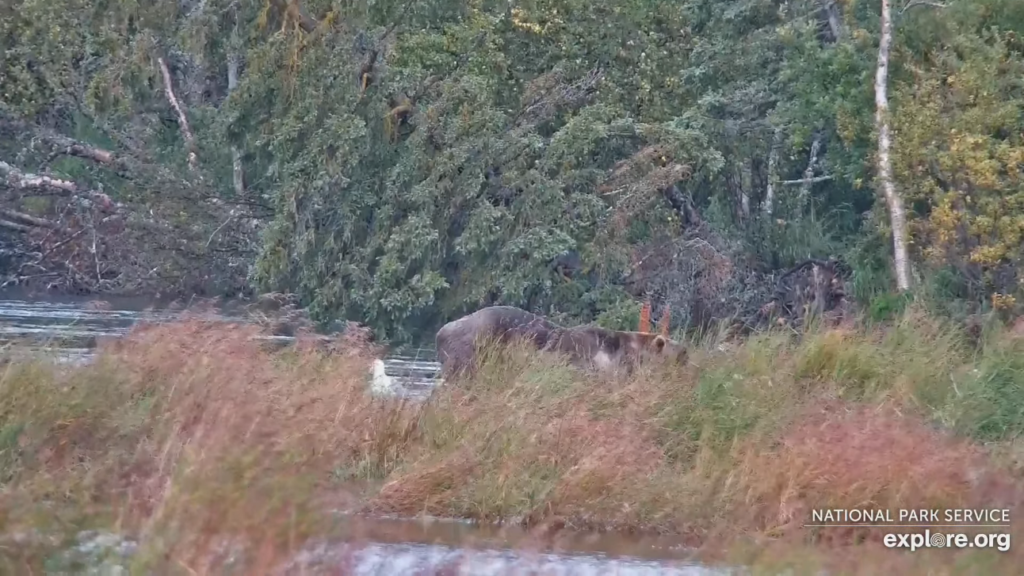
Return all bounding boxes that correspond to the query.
[321,10,337,28]
[999,145,1024,181]
[945,132,1023,191]
[510,8,544,34]
[257,0,271,31]
[929,194,959,228]
[992,293,1017,311]
[880,28,1024,298]
[894,56,1024,280]
[834,109,859,145]
[970,245,1005,267]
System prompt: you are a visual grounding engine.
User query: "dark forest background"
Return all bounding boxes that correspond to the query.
[2,0,1023,344]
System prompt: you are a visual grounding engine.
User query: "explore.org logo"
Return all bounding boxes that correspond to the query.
[883,530,1011,552]
[805,508,1012,553]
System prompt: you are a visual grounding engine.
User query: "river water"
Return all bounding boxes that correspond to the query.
[0,289,727,575]
[0,289,441,397]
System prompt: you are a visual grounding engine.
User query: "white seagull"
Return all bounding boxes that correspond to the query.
[371,358,397,395]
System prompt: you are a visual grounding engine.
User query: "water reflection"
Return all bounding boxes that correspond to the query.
[288,541,725,575]
[284,515,722,575]
[0,289,441,397]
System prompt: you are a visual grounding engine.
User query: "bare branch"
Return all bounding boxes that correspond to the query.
[206,213,236,248]
[157,57,199,171]
[187,0,210,19]
[799,133,823,202]
[739,162,751,219]
[0,219,33,233]
[0,160,116,210]
[0,117,130,173]
[821,0,844,42]
[900,0,946,15]
[781,175,834,185]
[379,0,418,44]
[0,209,57,229]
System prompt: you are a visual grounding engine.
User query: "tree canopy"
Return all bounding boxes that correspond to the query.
[3,0,1023,343]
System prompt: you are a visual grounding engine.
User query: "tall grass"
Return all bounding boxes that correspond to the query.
[3,304,1024,573]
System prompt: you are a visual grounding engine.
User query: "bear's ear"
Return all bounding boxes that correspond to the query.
[653,335,667,352]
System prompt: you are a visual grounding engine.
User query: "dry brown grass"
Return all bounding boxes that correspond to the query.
[0,315,421,573]
[3,305,1024,573]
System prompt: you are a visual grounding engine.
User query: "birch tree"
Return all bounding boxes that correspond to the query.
[874,0,913,291]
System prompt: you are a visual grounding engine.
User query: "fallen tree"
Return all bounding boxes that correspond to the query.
[0,115,261,296]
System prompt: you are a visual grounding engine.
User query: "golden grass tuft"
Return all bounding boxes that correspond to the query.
[3,306,1024,573]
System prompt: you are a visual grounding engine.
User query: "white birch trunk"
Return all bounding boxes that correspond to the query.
[874,0,912,291]
[228,14,246,199]
[763,127,783,215]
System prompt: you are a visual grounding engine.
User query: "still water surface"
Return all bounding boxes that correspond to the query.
[0,289,441,397]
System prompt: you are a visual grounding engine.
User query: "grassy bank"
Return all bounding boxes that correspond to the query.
[2,308,1024,574]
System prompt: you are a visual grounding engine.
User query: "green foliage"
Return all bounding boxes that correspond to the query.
[867,291,914,323]
[239,0,734,343]
[593,297,643,331]
[891,10,1024,304]
[846,228,896,304]
[949,334,1024,442]
[5,0,1024,343]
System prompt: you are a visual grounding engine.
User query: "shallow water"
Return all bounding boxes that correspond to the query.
[0,288,441,397]
[0,288,723,575]
[278,514,728,575]
[288,541,722,575]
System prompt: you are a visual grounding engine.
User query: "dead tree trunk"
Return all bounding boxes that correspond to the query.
[874,0,912,291]
[739,162,751,219]
[227,10,246,199]
[799,132,822,211]
[821,0,844,43]
[157,57,199,172]
[763,127,783,216]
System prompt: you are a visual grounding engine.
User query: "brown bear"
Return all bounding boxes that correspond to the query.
[435,305,688,379]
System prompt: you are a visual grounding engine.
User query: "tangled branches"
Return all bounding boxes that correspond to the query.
[0,116,259,296]
[736,258,853,334]
[624,213,852,338]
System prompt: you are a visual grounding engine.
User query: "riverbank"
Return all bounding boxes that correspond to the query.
[2,308,1023,574]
